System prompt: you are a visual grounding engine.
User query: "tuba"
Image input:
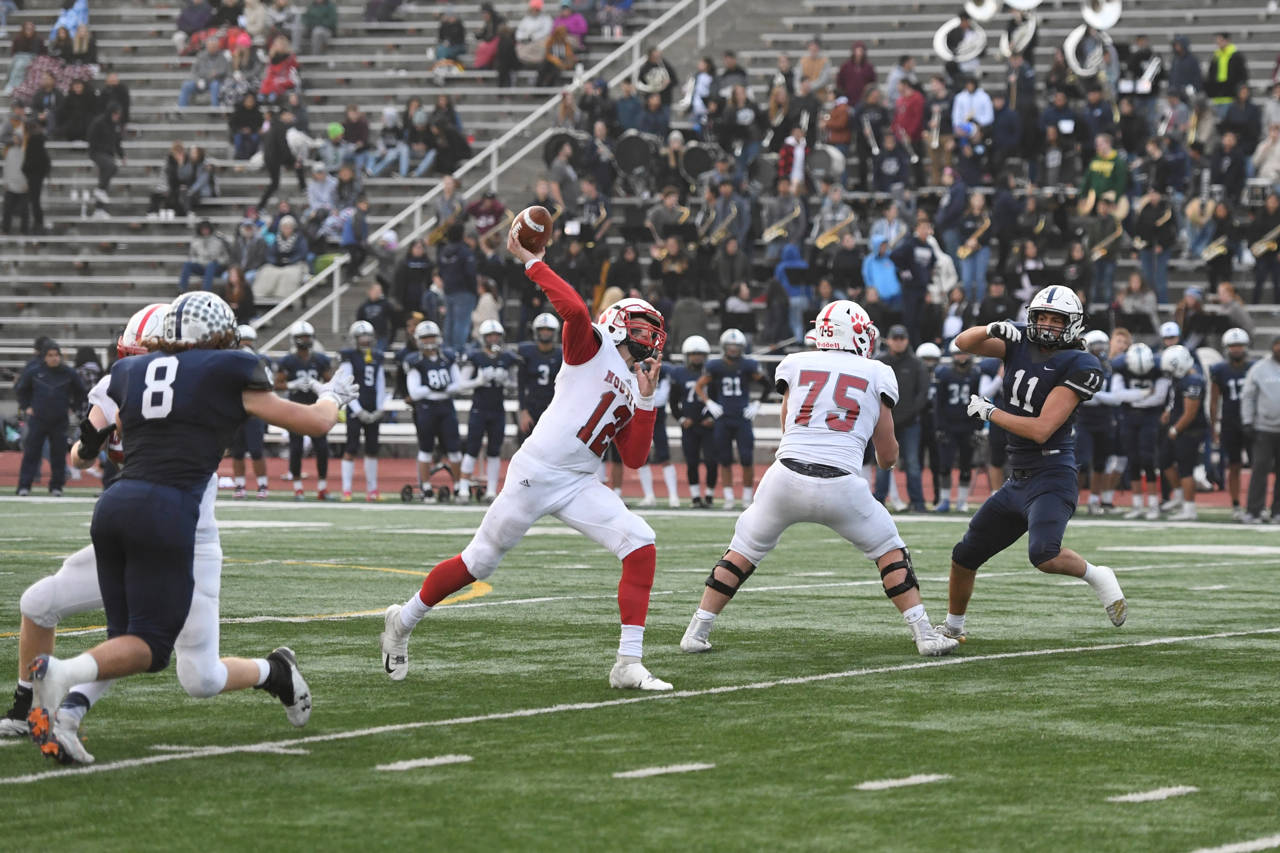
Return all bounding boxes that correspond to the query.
[964,0,1002,21]
[636,64,671,95]
[1081,0,1122,30]
[1065,0,1121,77]
[1003,0,1042,8]
[934,18,987,64]
[999,12,1037,59]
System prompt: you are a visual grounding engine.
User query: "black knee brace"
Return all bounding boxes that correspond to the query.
[879,547,918,599]
[705,557,755,598]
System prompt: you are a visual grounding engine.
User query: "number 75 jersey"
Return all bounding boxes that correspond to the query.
[774,350,899,473]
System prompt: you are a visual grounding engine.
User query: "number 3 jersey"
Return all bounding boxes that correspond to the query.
[1000,330,1103,470]
[518,324,648,475]
[107,349,273,492]
[774,350,899,473]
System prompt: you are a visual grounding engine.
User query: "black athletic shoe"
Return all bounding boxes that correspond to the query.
[0,686,31,738]
[255,647,312,727]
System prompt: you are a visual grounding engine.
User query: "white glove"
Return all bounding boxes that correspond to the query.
[359,409,383,424]
[704,399,725,419]
[314,373,358,408]
[744,401,761,421]
[492,366,509,384]
[967,394,997,422]
[286,376,311,393]
[986,321,1022,344]
[480,365,496,383]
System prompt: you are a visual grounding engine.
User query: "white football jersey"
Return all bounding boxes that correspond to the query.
[774,350,899,473]
[517,325,642,475]
[87,374,124,459]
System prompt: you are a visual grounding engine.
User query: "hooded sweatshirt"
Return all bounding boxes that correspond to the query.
[1243,354,1280,432]
[1168,36,1203,96]
[861,234,901,304]
[836,42,876,105]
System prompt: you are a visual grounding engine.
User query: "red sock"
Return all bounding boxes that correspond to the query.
[618,544,656,626]
[417,554,476,607]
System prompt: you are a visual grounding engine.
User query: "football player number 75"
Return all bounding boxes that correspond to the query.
[794,370,866,432]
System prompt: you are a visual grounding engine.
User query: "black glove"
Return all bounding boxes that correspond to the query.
[77,418,115,461]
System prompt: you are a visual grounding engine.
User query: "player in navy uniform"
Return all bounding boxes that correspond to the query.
[337,319,387,501]
[1158,345,1208,520]
[938,286,1127,642]
[933,341,980,512]
[460,319,519,502]
[227,325,272,499]
[1210,328,1255,520]
[635,360,681,508]
[517,313,563,442]
[697,328,769,510]
[1113,341,1169,519]
[670,335,717,508]
[1075,330,1114,514]
[405,320,470,501]
[915,343,944,509]
[275,320,334,500]
[23,292,356,759]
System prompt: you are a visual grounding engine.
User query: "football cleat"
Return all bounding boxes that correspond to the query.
[47,712,94,765]
[316,489,329,501]
[25,655,77,759]
[1144,506,1161,521]
[1242,513,1263,524]
[890,500,908,512]
[933,499,951,513]
[1232,506,1246,522]
[722,499,735,511]
[257,486,269,500]
[380,605,410,681]
[690,497,703,508]
[680,614,713,653]
[957,501,970,513]
[1160,496,1183,512]
[256,647,312,727]
[935,622,967,642]
[294,488,306,502]
[1105,597,1128,627]
[1087,503,1105,516]
[1122,506,1145,519]
[1170,505,1197,521]
[0,715,27,737]
[609,656,672,691]
[367,490,381,502]
[637,496,656,508]
[911,621,960,656]
[668,495,680,508]
[233,486,246,499]
[342,491,353,502]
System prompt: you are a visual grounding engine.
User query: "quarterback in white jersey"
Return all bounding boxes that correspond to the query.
[379,229,674,692]
[680,301,959,657]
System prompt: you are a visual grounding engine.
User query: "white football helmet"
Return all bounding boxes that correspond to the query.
[1026,285,1085,348]
[681,335,710,355]
[916,342,942,361]
[719,328,747,358]
[414,320,442,352]
[118,303,169,359]
[532,312,560,344]
[804,330,817,348]
[597,298,667,360]
[350,320,375,346]
[1083,329,1109,357]
[291,320,316,350]
[478,319,504,352]
[811,300,878,357]
[1161,344,1195,379]
[1222,327,1250,348]
[1126,341,1156,376]
[165,291,237,348]
[236,324,257,345]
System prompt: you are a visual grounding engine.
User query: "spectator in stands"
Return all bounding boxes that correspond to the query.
[20,120,48,234]
[179,219,231,291]
[257,107,303,208]
[70,24,97,65]
[1115,96,1148,157]
[537,25,576,87]
[254,214,310,302]
[951,75,993,134]
[836,40,875,105]
[4,23,43,96]
[1175,286,1218,350]
[437,223,479,350]
[242,0,270,42]
[1217,281,1254,333]
[369,106,407,177]
[392,239,433,325]
[972,276,1020,328]
[797,38,832,93]
[1132,188,1176,303]
[302,0,337,55]
[229,92,264,159]
[874,326,927,510]
[1083,193,1121,304]
[554,88,581,129]
[1167,35,1202,99]
[356,280,393,350]
[31,73,61,138]
[232,218,268,281]
[86,102,124,212]
[553,0,587,51]
[1,116,28,234]
[718,85,762,181]
[1206,201,1240,288]
[597,0,632,40]
[175,0,214,52]
[615,78,643,131]
[1117,271,1159,333]
[15,342,84,497]
[341,103,372,171]
[49,25,73,61]
[1212,131,1247,201]
[181,38,230,109]
[721,282,756,340]
[515,0,553,68]
[548,142,578,214]
[222,266,256,324]
[774,243,809,340]
[303,160,337,233]
[55,78,96,142]
[268,0,301,44]
[95,72,131,128]
[260,34,300,103]
[405,108,435,176]
[934,167,967,260]
[1206,33,1248,116]
[1254,121,1280,186]
[472,279,502,339]
[638,46,678,106]
[223,33,265,106]
[637,92,670,138]
[474,3,504,68]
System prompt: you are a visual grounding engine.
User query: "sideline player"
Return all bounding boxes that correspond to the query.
[275,320,334,500]
[337,319,387,501]
[23,293,358,762]
[227,325,271,499]
[1158,345,1206,521]
[916,343,944,509]
[636,360,680,508]
[697,328,769,510]
[516,313,563,441]
[679,301,958,658]
[459,318,518,501]
[1115,342,1168,520]
[380,230,674,691]
[404,320,467,501]
[670,335,717,508]
[1209,328,1254,520]
[1075,330,1114,514]
[937,287,1127,642]
[933,341,980,512]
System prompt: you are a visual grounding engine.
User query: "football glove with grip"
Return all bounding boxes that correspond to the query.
[744,401,761,421]
[967,394,997,422]
[76,418,115,461]
[315,374,359,408]
[704,399,725,419]
[986,321,1022,344]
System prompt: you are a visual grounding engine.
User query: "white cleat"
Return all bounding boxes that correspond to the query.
[668,496,680,509]
[48,712,95,765]
[0,715,28,737]
[380,605,411,681]
[935,622,967,642]
[1169,505,1197,521]
[637,496,657,508]
[1232,506,1246,522]
[260,647,312,727]
[680,615,713,653]
[1121,506,1145,519]
[957,502,969,513]
[609,656,673,691]
[1160,496,1183,512]
[1087,503,1105,516]
[1144,506,1161,521]
[891,500,908,512]
[722,499,735,511]
[26,655,77,758]
[911,621,960,657]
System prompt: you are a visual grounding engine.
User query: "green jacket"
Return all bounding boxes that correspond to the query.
[1079,150,1129,200]
[303,0,337,31]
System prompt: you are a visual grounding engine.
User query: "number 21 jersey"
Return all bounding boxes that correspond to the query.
[774,349,899,473]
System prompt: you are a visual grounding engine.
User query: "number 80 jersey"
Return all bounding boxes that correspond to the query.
[774,350,899,473]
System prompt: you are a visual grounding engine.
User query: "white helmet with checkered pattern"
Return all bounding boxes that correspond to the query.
[165,291,237,348]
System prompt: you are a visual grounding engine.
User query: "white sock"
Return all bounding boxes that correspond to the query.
[342,459,354,492]
[742,487,753,504]
[461,454,476,476]
[957,485,970,505]
[1101,490,1114,503]
[256,476,268,489]
[1146,494,1158,508]
[401,591,431,629]
[694,607,716,623]
[254,658,271,686]
[888,476,902,503]
[234,476,246,488]
[364,457,378,492]
[1081,561,1123,604]
[294,481,305,493]
[723,485,734,502]
[945,613,966,632]
[902,603,927,624]
[638,466,655,499]
[690,483,701,499]
[662,464,678,499]
[17,678,32,691]
[1132,494,1142,508]
[486,462,500,495]
[60,653,99,686]
[1088,493,1100,505]
[618,624,645,658]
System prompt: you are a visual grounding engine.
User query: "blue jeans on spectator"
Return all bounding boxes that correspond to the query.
[940,227,961,266]
[179,79,221,107]
[1254,254,1280,304]
[1188,219,1214,258]
[1140,247,1170,304]
[959,246,989,302]
[787,292,811,342]
[413,148,438,178]
[232,130,260,160]
[1092,258,1116,305]
[874,422,924,507]
[370,143,409,177]
[733,140,760,183]
[180,260,225,291]
[445,290,477,350]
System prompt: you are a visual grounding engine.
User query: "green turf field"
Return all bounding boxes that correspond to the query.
[0,496,1277,852]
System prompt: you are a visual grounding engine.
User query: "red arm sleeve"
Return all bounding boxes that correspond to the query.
[613,406,657,469]
[525,260,599,365]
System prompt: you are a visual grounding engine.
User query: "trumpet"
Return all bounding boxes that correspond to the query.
[815,210,857,251]
[956,216,990,259]
[763,202,802,243]
[1250,223,1280,257]
[861,114,881,157]
[1200,236,1229,261]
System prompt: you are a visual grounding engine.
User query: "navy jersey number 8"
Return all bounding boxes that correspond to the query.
[142,356,180,419]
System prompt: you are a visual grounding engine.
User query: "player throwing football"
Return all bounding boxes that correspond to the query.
[379,228,674,691]
[680,301,959,658]
[938,286,1127,642]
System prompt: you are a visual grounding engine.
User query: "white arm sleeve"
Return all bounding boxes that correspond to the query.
[87,375,118,424]
[978,373,1002,398]
[407,369,430,402]
[653,375,671,408]
[374,365,387,409]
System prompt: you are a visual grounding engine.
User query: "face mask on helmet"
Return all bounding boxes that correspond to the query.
[536,328,556,344]
[420,335,441,352]
[294,335,313,351]
[1027,310,1070,346]
[625,316,665,361]
[484,333,503,353]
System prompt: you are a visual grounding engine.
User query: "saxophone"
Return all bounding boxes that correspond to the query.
[709,204,738,247]
[1250,222,1280,258]
[763,201,802,243]
[955,216,990,259]
[1089,221,1125,262]
[815,209,857,250]
[1200,235,1229,261]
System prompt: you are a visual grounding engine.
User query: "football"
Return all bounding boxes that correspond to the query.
[512,205,553,255]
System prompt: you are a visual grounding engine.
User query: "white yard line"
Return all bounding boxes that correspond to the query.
[1107,785,1199,803]
[1,627,1276,786]
[612,763,714,779]
[1189,585,1229,591]
[1189,834,1280,853]
[376,754,473,772]
[854,773,951,791]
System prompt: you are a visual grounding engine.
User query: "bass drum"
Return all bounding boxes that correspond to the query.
[542,130,590,168]
[615,129,661,176]
[806,144,847,183]
[679,140,718,186]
